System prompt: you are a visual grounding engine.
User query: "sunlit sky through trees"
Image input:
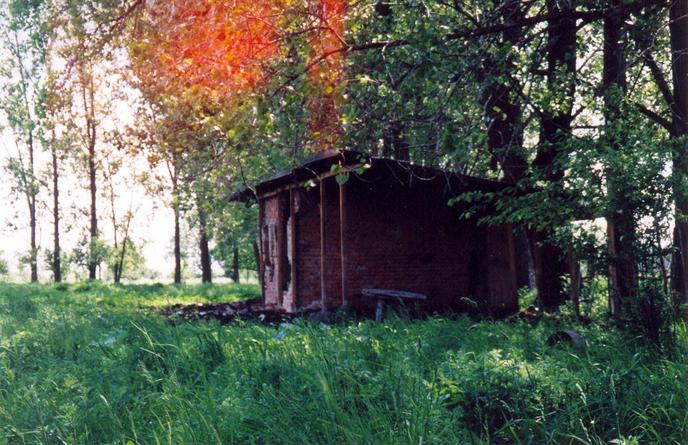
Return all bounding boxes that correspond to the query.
[0,0,349,281]
[0,124,203,280]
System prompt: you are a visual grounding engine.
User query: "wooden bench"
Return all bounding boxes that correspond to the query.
[362,288,427,321]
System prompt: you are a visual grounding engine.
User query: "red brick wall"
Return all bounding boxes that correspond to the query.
[265,174,518,315]
[342,176,482,311]
[260,192,298,310]
[261,196,280,306]
[292,181,343,310]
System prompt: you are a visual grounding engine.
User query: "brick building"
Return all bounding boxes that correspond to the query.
[234,150,520,316]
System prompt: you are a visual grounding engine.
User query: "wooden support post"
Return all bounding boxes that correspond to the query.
[252,240,262,291]
[339,181,348,308]
[276,194,285,307]
[320,179,327,313]
[257,200,266,303]
[289,187,297,309]
[375,299,385,322]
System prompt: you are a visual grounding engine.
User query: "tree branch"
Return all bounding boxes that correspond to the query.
[297,0,670,79]
[636,102,673,131]
[643,52,675,109]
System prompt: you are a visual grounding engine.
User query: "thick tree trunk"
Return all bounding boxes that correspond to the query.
[527,232,567,309]
[477,1,528,185]
[478,64,538,296]
[479,0,567,307]
[477,0,535,304]
[529,0,578,309]
[670,0,688,305]
[198,205,212,283]
[536,0,577,170]
[51,141,61,282]
[603,0,637,316]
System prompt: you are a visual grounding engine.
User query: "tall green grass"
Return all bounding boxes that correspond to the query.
[0,282,685,444]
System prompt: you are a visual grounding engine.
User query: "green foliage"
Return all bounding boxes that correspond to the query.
[210,203,258,279]
[71,232,110,278]
[0,252,8,278]
[17,248,38,273]
[0,283,685,444]
[105,238,149,282]
[624,281,680,351]
[43,248,71,280]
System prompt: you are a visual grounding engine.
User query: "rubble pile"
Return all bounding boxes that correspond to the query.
[159,299,316,325]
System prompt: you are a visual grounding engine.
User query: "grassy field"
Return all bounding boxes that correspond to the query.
[0,283,686,444]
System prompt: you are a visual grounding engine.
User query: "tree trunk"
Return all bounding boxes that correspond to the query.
[113,211,133,285]
[51,138,61,282]
[173,203,182,284]
[231,242,240,283]
[670,0,688,306]
[88,138,97,280]
[569,251,582,319]
[15,44,38,283]
[28,164,37,283]
[529,0,578,309]
[527,232,567,309]
[115,236,127,285]
[513,228,532,288]
[536,0,577,170]
[198,205,212,283]
[603,0,637,316]
[168,156,182,285]
[113,262,121,284]
[106,157,119,284]
[28,128,37,282]
[476,0,533,300]
[82,70,98,281]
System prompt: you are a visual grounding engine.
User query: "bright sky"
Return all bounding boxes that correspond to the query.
[0,32,234,282]
[0,127,169,281]
[0,109,216,282]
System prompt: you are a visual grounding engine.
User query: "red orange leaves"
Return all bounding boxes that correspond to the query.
[135,0,348,149]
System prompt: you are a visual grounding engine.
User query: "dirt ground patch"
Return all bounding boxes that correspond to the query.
[159,299,318,325]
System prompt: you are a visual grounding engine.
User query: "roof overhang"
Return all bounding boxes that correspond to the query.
[230,150,508,205]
